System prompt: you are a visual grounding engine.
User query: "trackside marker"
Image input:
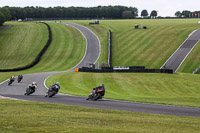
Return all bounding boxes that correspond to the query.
[0,95,25,101]
[75,68,79,72]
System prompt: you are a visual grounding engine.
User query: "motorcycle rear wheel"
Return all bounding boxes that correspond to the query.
[93,93,101,101]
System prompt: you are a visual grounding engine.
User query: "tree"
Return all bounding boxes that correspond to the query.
[150,10,157,19]
[182,10,191,18]
[0,7,11,21]
[141,9,148,18]
[122,11,134,19]
[0,12,5,26]
[175,11,182,18]
[129,7,138,18]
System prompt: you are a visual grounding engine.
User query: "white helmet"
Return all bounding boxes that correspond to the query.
[32,82,37,86]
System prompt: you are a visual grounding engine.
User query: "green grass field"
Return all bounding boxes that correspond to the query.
[0,99,199,133]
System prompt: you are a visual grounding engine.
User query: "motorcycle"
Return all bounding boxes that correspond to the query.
[86,87,105,101]
[8,79,14,85]
[45,85,59,98]
[24,87,36,95]
[17,75,23,83]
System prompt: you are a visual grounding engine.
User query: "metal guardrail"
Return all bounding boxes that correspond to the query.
[108,29,112,67]
[193,66,200,74]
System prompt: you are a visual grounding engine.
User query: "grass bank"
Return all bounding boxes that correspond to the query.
[0,99,199,132]
[46,72,200,107]
[25,22,86,73]
[0,22,48,69]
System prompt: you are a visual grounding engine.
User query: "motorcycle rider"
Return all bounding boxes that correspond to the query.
[45,82,60,97]
[10,76,15,81]
[95,84,105,92]
[17,75,23,82]
[8,76,15,85]
[25,82,37,95]
[54,82,60,93]
[86,84,105,100]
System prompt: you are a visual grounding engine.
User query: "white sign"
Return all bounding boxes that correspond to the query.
[113,66,129,70]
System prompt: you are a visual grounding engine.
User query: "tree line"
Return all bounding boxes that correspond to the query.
[175,10,200,18]
[0,6,138,21]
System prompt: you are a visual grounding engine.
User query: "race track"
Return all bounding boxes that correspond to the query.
[161,29,200,72]
[1,23,200,118]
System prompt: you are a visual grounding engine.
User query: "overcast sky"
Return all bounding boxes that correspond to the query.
[0,0,200,17]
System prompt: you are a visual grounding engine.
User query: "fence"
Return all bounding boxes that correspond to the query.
[193,66,200,74]
[77,66,173,74]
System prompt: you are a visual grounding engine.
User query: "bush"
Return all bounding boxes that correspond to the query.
[0,12,5,26]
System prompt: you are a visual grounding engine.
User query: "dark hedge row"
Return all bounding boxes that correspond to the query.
[0,22,52,72]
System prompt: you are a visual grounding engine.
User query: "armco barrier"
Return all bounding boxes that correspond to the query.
[78,66,173,74]
[108,29,112,67]
[0,22,52,72]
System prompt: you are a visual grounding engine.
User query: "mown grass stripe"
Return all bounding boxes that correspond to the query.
[120,28,163,66]
[0,22,49,70]
[24,23,86,73]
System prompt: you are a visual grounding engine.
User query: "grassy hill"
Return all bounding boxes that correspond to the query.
[24,22,86,73]
[0,22,48,69]
[65,19,200,73]
[0,22,85,81]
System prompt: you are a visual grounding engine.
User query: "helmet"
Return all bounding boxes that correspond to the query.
[32,82,37,86]
[56,82,60,86]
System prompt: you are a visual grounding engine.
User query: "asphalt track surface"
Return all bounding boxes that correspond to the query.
[161,29,200,72]
[1,23,200,118]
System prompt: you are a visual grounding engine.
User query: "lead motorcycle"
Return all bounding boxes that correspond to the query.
[8,78,15,86]
[86,86,105,101]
